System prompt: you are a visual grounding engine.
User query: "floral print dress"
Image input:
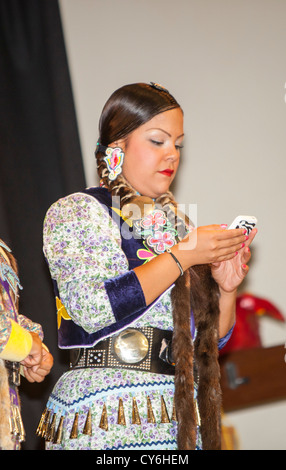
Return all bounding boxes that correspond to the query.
[42,188,229,450]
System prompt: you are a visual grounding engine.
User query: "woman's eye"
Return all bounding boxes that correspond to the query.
[175,144,184,150]
[150,139,163,146]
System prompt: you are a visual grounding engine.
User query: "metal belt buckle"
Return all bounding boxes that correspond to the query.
[5,361,21,387]
[112,328,149,364]
[159,338,175,366]
[12,365,21,387]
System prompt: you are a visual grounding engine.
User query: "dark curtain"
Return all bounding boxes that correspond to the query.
[0,0,86,449]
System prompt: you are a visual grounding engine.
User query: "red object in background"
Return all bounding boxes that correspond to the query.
[220,293,285,354]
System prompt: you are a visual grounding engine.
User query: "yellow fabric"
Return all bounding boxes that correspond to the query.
[56,296,71,329]
[221,412,240,450]
[0,320,32,362]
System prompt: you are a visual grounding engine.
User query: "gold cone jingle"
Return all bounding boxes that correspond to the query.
[83,408,92,436]
[172,400,177,422]
[99,403,108,431]
[12,404,25,442]
[9,406,16,437]
[131,397,141,425]
[54,416,64,445]
[41,409,52,439]
[147,396,156,424]
[36,407,48,437]
[117,397,126,426]
[160,396,170,423]
[69,412,79,439]
[46,413,57,442]
[11,405,19,438]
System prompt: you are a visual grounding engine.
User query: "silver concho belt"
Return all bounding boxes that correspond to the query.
[69,327,175,376]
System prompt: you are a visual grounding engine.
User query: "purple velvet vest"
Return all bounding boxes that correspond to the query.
[55,187,162,348]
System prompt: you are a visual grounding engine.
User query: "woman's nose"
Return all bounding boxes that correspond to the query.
[166,145,179,161]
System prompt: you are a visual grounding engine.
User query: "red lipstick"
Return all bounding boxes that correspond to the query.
[159,169,174,177]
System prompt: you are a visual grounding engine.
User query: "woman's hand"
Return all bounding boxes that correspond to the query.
[211,227,257,293]
[176,224,249,270]
[210,227,257,337]
[134,224,254,309]
[21,333,54,383]
[22,347,54,383]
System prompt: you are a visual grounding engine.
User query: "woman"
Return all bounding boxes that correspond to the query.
[0,238,53,449]
[39,83,256,450]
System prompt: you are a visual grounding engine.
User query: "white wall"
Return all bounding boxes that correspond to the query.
[59,0,286,449]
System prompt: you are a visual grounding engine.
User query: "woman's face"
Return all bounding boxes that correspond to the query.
[118,108,184,199]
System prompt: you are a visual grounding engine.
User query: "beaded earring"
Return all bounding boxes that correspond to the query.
[96,143,124,181]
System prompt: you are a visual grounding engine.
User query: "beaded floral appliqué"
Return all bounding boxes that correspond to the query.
[134,209,177,255]
[136,241,157,264]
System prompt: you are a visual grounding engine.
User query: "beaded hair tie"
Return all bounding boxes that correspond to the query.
[149,82,169,93]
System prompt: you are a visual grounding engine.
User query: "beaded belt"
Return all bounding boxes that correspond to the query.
[69,327,175,376]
